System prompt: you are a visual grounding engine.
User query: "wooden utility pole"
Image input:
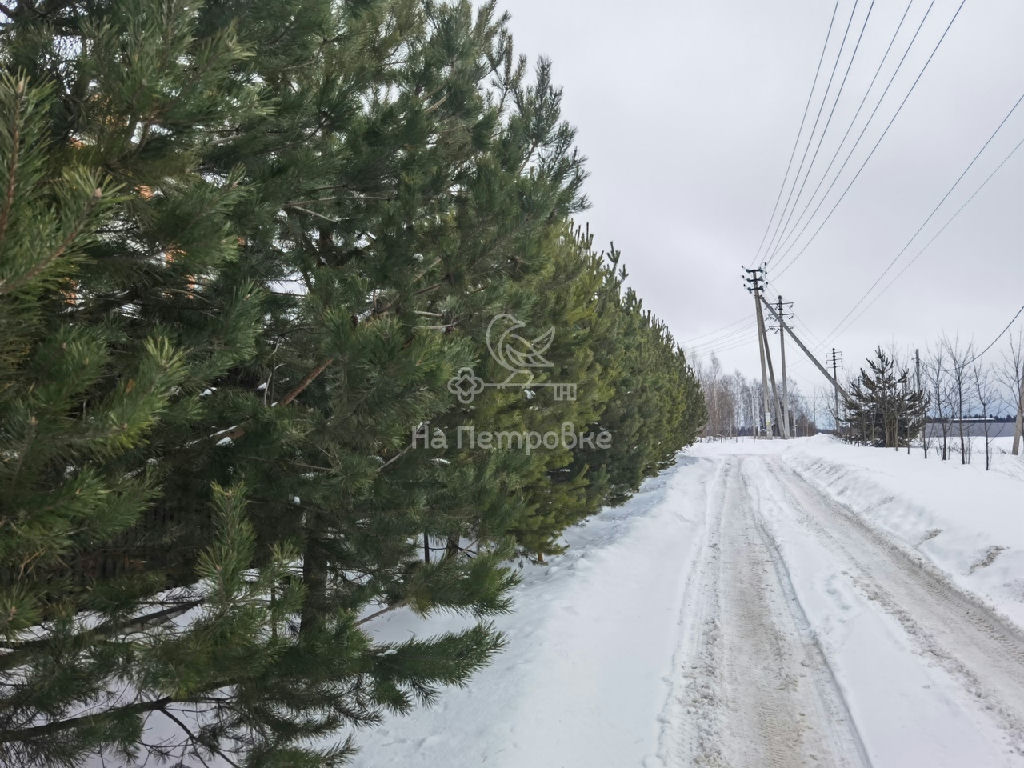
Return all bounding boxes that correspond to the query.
[915,349,926,457]
[761,298,846,394]
[744,266,785,438]
[761,314,786,438]
[1013,374,1023,456]
[760,296,847,437]
[756,309,771,438]
[827,348,843,437]
[745,267,772,438]
[779,296,789,438]
[776,295,793,439]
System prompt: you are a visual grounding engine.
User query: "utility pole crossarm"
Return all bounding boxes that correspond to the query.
[744,266,773,439]
[760,295,848,399]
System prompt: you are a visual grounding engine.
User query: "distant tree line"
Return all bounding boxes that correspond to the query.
[690,352,819,439]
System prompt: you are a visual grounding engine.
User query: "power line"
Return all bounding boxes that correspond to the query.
[765,0,877,267]
[712,335,758,355]
[762,0,863,263]
[687,327,755,354]
[794,313,828,351]
[686,334,757,358]
[968,305,1024,366]
[830,132,1024,338]
[774,0,954,277]
[685,323,750,350]
[774,0,968,280]
[826,90,1024,339]
[765,0,916,268]
[679,315,749,345]
[684,329,751,354]
[753,1,840,264]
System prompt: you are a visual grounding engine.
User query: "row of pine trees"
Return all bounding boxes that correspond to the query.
[0,0,705,765]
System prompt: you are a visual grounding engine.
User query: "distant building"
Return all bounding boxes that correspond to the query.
[924,419,1017,439]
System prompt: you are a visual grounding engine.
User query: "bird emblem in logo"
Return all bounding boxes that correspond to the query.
[486,314,555,383]
[446,313,576,404]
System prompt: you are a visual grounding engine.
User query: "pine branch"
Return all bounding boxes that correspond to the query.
[158,709,215,768]
[0,77,23,247]
[423,94,448,114]
[279,356,335,407]
[0,600,202,670]
[355,601,405,626]
[0,671,242,743]
[377,443,412,473]
[210,356,336,445]
[284,202,345,224]
[0,187,103,296]
[0,697,174,741]
[160,707,242,768]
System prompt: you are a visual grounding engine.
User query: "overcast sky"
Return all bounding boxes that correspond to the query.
[497,0,1024,400]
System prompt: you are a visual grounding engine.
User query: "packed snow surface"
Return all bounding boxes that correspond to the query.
[353,435,1024,768]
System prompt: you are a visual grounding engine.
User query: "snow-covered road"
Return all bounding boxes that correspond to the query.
[354,438,1024,767]
[668,455,869,768]
[673,452,1024,767]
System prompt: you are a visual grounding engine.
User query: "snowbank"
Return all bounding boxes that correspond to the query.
[779,435,1024,629]
[350,455,715,768]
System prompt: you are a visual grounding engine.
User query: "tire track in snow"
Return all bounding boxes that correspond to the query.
[660,455,727,767]
[671,456,868,768]
[762,456,1024,760]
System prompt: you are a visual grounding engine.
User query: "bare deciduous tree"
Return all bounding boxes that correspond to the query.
[927,345,952,461]
[943,336,974,465]
[999,328,1024,457]
[972,363,995,471]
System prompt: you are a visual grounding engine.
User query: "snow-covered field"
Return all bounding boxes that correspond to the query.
[353,436,1024,768]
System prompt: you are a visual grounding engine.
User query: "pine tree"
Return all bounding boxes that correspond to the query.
[1,0,515,762]
[842,347,926,448]
[0,0,297,762]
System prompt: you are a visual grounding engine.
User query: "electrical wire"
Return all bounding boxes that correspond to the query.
[687,326,753,354]
[753,1,841,264]
[685,322,759,352]
[967,305,1024,365]
[762,0,863,263]
[685,335,758,360]
[679,315,750,346]
[795,313,829,351]
[766,0,877,267]
[709,335,759,355]
[765,0,916,268]
[830,132,1024,339]
[826,90,1024,340]
[774,0,968,280]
